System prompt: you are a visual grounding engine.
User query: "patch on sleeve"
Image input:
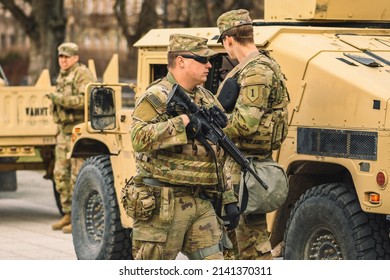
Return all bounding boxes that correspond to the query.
[240,66,271,107]
[146,94,164,110]
[246,85,260,103]
[132,94,160,122]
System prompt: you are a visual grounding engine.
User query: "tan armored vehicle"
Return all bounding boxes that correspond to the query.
[0,60,98,214]
[69,0,390,259]
[0,67,60,206]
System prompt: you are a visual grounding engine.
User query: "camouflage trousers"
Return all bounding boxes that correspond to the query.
[223,158,273,260]
[132,186,224,260]
[224,213,273,260]
[53,129,84,214]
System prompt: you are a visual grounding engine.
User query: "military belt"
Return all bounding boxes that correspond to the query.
[143,178,216,198]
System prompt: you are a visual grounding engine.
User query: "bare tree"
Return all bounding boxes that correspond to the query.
[187,0,209,27]
[0,0,66,83]
[114,0,158,50]
[168,0,264,30]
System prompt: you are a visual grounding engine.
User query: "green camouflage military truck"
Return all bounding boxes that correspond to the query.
[69,0,390,260]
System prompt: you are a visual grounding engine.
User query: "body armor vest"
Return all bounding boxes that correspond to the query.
[236,52,289,152]
[135,78,226,186]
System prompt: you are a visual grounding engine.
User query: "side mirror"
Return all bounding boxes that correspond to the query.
[90,86,116,130]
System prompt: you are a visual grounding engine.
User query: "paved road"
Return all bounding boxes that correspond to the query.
[0,170,76,260]
[0,170,187,260]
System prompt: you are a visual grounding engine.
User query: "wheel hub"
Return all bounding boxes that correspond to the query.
[85,191,104,243]
[308,230,343,260]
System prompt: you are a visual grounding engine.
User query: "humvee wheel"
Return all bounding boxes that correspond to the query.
[72,155,132,259]
[284,183,390,260]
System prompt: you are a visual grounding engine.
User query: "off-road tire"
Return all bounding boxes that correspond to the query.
[284,183,390,259]
[72,155,132,259]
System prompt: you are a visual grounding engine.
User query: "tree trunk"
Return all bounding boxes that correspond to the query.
[114,0,158,48]
[0,0,66,84]
[29,0,66,83]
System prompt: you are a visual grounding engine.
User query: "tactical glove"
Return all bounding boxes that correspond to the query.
[47,92,64,105]
[209,105,228,128]
[224,203,240,231]
[186,116,202,139]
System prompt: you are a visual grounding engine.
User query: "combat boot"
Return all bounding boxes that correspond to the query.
[62,224,72,234]
[51,214,71,230]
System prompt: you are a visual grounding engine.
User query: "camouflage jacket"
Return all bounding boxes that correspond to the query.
[51,62,95,133]
[131,72,235,204]
[219,51,289,155]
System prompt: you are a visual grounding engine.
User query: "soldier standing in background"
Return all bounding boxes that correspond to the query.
[127,34,238,260]
[48,42,96,234]
[216,9,289,259]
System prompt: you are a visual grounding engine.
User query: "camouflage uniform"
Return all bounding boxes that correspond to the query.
[216,10,289,260]
[129,34,237,260]
[50,43,95,218]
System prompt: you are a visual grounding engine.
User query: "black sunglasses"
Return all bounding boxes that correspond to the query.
[219,34,234,45]
[219,35,226,45]
[179,54,210,64]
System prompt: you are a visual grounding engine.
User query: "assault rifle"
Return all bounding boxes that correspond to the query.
[166,84,268,191]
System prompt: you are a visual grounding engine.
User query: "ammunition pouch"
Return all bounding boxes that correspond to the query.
[159,187,175,223]
[51,105,83,125]
[58,108,75,124]
[140,178,200,223]
[270,107,288,150]
[121,177,156,220]
[237,107,288,151]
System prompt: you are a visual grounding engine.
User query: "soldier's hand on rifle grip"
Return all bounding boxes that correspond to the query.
[185,115,202,139]
[209,105,228,128]
[224,203,240,231]
[47,92,64,105]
